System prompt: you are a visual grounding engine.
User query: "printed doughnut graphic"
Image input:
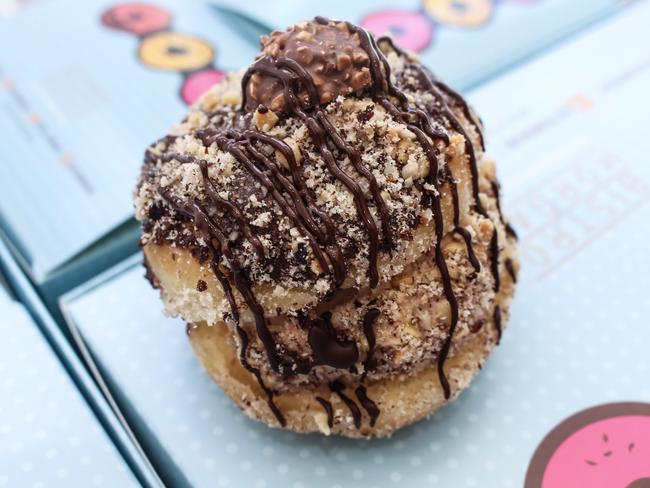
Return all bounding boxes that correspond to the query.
[422,0,493,27]
[181,68,225,105]
[101,2,224,105]
[138,32,214,71]
[360,10,434,52]
[361,0,540,53]
[101,3,171,37]
[525,402,650,488]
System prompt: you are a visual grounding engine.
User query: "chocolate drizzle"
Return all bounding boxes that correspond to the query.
[493,305,502,344]
[361,307,380,376]
[153,17,515,427]
[315,396,334,429]
[490,227,501,293]
[329,380,362,428]
[355,385,380,427]
[307,312,359,369]
[505,258,517,283]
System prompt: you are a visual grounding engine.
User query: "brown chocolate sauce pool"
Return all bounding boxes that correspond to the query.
[157,18,516,429]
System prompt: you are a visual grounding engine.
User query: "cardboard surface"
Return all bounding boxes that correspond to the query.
[0,237,162,487]
[0,294,138,486]
[63,3,650,486]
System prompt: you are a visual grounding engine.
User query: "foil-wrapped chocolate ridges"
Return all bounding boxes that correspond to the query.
[245,17,374,112]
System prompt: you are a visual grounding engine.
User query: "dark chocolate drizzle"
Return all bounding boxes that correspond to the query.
[505,258,517,284]
[315,396,334,429]
[355,385,380,427]
[493,305,502,344]
[156,18,511,425]
[361,307,380,376]
[329,380,362,429]
[490,227,501,293]
[307,312,359,369]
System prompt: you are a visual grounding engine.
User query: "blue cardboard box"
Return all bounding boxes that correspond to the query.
[61,3,650,486]
[0,237,162,487]
[0,247,142,487]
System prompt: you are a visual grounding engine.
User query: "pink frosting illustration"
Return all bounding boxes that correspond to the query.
[181,68,225,105]
[360,10,434,52]
[526,403,650,488]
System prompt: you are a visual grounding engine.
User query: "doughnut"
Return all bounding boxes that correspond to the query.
[136,17,519,438]
[181,68,225,105]
[422,0,493,28]
[360,9,434,52]
[101,3,171,37]
[138,32,214,72]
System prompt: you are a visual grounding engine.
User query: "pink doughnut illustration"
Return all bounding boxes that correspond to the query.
[360,10,434,52]
[101,3,171,37]
[181,68,225,105]
[526,403,650,488]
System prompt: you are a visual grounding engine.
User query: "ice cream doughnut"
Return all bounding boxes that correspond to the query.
[136,17,519,437]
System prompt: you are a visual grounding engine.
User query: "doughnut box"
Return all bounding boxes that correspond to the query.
[0,239,145,487]
[212,0,625,90]
[60,4,650,486]
[0,0,258,305]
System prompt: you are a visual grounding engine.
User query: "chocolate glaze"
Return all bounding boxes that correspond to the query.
[315,396,334,429]
[494,305,502,344]
[329,380,362,428]
[362,307,380,376]
[505,258,517,284]
[490,227,501,293]
[307,312,359,369]
[355,385,380,427]
[156,17,511,425]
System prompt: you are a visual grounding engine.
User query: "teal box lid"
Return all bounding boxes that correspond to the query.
[0,0,258,299]
[211,0,625,90]
[61,4,650,486]
[0,237,163,487]
[0,258,139,486]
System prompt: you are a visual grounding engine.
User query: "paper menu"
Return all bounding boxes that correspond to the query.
[62,4,650,486]
[0,298,139,487]
[468,0,650,283]
[212,0,624,90]
[0,0,258,279]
